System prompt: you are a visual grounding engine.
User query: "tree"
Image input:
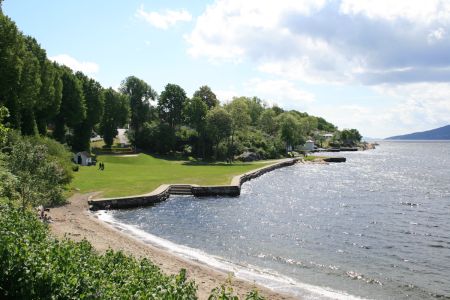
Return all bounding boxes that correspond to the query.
[53,67,86,143]
[71,72,104,151]
[206,107,232,159]
[278,113,304,152]
[339,129,362,146]
[184,96,208,156]
[246,97,265,125]
[35,61,62,135]
[0,14,24,130]
[99,88,129,147]
[119,76,156,136]
[227,98,251,160]
[17,42,41,136]
[0,106,9,145]
[259,109,277,135]
[193,85,219,109]
[158,83,187,129]
[1,134,72,210]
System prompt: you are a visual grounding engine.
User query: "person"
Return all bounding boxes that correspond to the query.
[102,162,105,170]
[98,162,102,170]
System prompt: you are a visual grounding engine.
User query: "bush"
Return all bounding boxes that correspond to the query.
[0,206,198,299]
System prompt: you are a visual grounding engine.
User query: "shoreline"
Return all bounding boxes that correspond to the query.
[49,193,298,300]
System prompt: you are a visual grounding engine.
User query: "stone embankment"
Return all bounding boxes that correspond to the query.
[89,158,300,210]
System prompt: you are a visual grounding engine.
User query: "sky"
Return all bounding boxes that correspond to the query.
[4,0,450,138]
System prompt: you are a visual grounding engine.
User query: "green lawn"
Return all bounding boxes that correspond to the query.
[71,154,272,198]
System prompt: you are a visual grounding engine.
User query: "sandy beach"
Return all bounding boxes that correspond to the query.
[49,193,298,300]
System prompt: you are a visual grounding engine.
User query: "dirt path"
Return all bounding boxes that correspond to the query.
[49,194,298,300]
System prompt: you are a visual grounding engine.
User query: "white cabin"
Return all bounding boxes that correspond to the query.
[74,151,93,166]
[303,140,315,151]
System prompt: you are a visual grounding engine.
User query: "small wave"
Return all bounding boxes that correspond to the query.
[346,271,383,286]
[400,201,420,206]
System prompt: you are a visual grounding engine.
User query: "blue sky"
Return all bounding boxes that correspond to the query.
[4,0,450,138]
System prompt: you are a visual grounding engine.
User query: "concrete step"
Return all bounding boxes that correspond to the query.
[169,185,192,195]
[170,191,193,195]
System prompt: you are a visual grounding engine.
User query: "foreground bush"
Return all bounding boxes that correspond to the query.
[0,206,197,299]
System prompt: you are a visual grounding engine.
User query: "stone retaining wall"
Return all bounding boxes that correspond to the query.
[88,158,300,210]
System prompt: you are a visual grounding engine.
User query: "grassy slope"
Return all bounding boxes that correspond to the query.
[71,154,272,198]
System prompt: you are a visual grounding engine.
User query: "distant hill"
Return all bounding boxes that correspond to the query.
[386,125,450,140]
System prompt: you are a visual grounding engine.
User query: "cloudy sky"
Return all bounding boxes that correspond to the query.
[4,0,450,138]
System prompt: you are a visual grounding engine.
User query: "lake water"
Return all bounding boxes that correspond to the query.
[101,142,450,299]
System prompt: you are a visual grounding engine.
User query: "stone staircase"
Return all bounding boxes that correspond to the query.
[169,185,193,195]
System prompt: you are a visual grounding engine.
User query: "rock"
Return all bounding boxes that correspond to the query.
[236,151,260,162]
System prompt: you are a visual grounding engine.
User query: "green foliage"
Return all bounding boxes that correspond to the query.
[158,83,188,129]
[206,107,232,159]
[0,206,198,299]
[1,132,72,209]
[339,128,362,146]
[120,76,157,136]
[0,106,9,145]
[71,72,105,151]
[53,67,86,143]
[277,113,304,151]
[99,88,129,147]
[208,277,265,300]
[193,85,219,109]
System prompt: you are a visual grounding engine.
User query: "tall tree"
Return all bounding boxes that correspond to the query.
[227,98,251,160]
[24,37,63,135]
[71,72,104,151]
[158,83,187,129]
[193,85,219,109]
[53,67,86,143]
[278,113,303,152]
[0,14,25,130]
[259,108,278,135]
[119,76,156,135]
[184,96,208,156]
[99,88,129,147]
[206,107,232,159]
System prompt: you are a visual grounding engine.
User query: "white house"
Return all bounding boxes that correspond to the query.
[74,151,93,166]
[303,140,315,151]
[323,133,334,140]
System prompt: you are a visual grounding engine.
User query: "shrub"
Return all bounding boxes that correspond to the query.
[0,206,198,299]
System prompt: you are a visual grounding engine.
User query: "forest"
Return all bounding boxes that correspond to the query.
[0,10,361,162]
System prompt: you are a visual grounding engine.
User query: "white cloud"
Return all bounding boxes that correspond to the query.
[339,0,450,23]
[214,88,239,103]
[137,6,192,30]
[428,27,446,44]
[49,54,99,74]
[244,78,315,107]
[187,0,450,85]
[214,79,315,111]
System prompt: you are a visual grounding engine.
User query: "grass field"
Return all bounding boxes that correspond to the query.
[71,154,273,198]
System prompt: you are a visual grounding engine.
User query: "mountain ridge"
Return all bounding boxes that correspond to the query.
[386,125,450,140]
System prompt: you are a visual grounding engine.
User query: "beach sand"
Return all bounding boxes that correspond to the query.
[49,193,298,300]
